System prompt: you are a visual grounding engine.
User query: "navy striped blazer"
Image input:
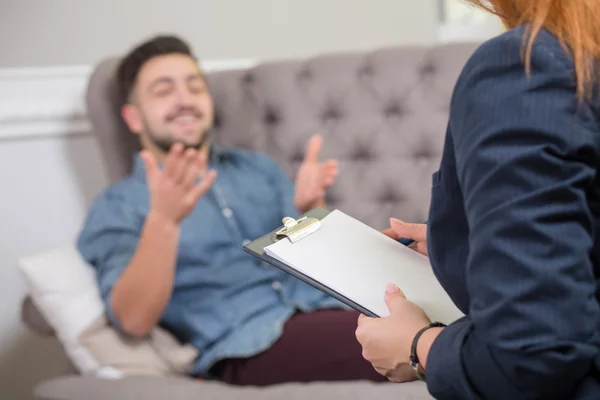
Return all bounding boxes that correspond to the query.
[425,26,600,399]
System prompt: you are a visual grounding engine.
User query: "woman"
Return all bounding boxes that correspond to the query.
[356,1,600,399]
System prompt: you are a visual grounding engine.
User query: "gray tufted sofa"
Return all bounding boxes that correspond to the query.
[23,41,479,399]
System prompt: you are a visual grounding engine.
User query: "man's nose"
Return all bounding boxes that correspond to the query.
[175,86,194,106]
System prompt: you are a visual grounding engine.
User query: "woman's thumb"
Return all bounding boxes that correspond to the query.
[384,283,406,312]
[390,218,404,227]
[390,218,409,236]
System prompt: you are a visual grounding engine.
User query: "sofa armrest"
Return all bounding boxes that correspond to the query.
[21,296,55,336]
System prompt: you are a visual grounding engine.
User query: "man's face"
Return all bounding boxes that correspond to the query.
[122,54,214,153]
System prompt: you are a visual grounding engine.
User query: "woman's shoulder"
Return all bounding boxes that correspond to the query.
[481,25,562,49]
[463,25,572,75]
[450,25,600,156]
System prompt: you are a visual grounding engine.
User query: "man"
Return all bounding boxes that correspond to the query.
[77,35,405,385]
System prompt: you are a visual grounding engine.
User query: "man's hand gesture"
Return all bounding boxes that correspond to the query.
[142,143,217,224]
[294,135,338,213]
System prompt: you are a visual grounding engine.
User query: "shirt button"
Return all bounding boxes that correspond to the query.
[272,280,282,291]
[222,208,233,218]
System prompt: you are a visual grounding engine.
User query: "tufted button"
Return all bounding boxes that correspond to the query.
[351,145,374,161]
[414,147,433,159]
[242,73,255,85]
[420,62,436,76]
[358,64,374,78]
[298,67,313,82]
[291,149,304,163]
[264,108,280,125]
[384,102,403,118]
[321,107,342,124]
[378,189,402,204]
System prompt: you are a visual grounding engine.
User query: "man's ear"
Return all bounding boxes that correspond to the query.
[121,103,143,134]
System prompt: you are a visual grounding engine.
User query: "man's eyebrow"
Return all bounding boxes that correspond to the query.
[186,73,205,83]
[148,76,174,91]
[147,74,204,90]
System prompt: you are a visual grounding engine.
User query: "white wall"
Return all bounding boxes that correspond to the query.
[0,1,438,398]
[438,0,505,43]
[0,135,109,400]
[0,0,437,68]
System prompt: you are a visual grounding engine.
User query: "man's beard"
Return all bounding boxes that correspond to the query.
[146,128,211,153]
[143,106,210,153]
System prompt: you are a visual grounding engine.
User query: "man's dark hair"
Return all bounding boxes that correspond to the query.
[116,35,196,105]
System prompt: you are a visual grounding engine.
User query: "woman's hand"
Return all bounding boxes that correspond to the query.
[382,219,428,256]
[356,284,434,382]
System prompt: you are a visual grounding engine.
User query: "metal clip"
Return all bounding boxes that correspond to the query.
[275,216,321,243]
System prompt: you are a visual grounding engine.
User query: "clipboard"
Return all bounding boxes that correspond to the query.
[242,208,380,318]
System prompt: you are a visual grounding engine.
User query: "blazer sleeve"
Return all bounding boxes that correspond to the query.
[426,33,600,399]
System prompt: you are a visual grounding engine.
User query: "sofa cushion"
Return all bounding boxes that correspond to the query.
[19,246,111,375]
[21,296,56,337]
[35,376,433,400]
[19,245,198,378]
[78,315,198,377]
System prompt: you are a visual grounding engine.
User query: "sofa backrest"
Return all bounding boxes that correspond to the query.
[86,43,479,229]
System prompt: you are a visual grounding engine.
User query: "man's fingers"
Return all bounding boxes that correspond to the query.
[390,218,427,242]
[325,159,338,170]
[194,152,209,170]
[323,174,336,187]
[187,169,217,203]
[163,143,184,178]
[183,153,209,190]
[325,161,339,176]
[304,134,323,163]
[181,159,200,190]
[320,160,338,187]
[172,148,197,183]
[140,150,159,181]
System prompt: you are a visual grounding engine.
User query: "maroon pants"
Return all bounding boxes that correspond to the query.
[209,309,389,386]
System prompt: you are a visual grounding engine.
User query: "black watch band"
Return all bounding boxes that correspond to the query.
[409,322,446,381]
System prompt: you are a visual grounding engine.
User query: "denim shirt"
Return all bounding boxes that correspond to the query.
[77,145,346,376]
